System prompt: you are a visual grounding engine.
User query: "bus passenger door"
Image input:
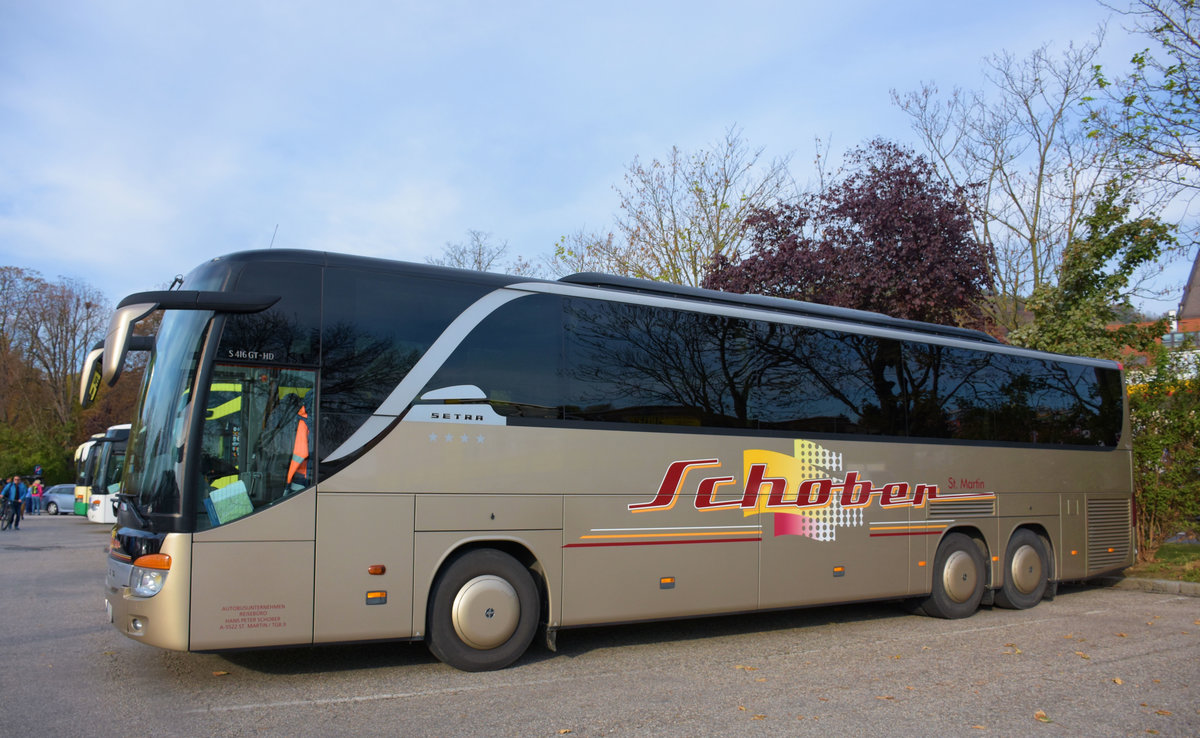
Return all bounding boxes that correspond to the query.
[187,365,319,650]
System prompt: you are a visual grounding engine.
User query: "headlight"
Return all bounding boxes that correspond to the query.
[132,567,167,597]
[130,553,172,598]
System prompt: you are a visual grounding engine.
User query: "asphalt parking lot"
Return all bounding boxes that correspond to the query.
[2,514,1198,736]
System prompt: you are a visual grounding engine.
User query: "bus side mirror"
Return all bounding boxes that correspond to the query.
[104,301,160,387]
[79,342,104,409]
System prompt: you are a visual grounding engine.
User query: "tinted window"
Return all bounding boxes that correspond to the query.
[755,327,905,436]
[320,268,494,453]
[422,294,564,419]
[407,292,1120,447]
[218,261,322,366]
[565,299,753,427]
[902,343,1121,446]
[563,300,905,434]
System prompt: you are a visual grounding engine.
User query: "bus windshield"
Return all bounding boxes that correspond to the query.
[124,309,212,521]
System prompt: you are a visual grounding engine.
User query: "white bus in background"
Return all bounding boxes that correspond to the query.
[86,424,130,524]
[73,434,103,516]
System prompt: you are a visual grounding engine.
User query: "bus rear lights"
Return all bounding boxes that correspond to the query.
[131,553,172,598]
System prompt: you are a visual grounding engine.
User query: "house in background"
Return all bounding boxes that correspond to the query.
[1164,249,1200,347]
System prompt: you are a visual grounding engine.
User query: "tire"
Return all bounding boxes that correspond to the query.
[426,549,539,671]
[46,501,59,515]
[920,532,987,619]
[994,529,1049,610]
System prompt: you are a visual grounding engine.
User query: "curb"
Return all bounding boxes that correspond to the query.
[1094,576,1200,597]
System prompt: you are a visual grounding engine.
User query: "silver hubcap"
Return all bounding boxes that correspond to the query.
[451,575,520,650]
[1009,544,1043,595]
[943,550,979,603]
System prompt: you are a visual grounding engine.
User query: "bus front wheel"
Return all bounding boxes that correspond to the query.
[426,549,539,671]
[921,532,986,619]
[994,529,1049,610]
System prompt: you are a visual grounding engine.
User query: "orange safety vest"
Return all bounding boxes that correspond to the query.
[287,405,309,486]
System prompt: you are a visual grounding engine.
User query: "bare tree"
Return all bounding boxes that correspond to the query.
[427,230,542,277]
[554,127,794,287]
[0,266,38,426]
[17,277,109,426]
[549,229,624,276]
[0,267,110,477]
[892,34,1171,331]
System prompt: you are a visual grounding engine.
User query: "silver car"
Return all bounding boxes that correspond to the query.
[42,484,75,515]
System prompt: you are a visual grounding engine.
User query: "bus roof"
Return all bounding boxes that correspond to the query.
[559,272,1000,345]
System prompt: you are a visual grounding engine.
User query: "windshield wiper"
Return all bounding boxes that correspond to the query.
[115,493,153,530]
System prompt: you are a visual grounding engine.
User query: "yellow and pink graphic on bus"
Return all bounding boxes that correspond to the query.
[627,440,995,541]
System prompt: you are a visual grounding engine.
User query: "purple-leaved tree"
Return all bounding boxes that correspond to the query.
[705,139,993,329]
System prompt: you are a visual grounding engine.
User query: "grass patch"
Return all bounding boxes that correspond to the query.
[1124,542,1200,583]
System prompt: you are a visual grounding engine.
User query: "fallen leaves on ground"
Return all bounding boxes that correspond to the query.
[1034,710,1052,723]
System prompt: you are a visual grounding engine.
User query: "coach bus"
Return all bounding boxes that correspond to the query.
[88,250,1133,671]
[86,424,130,524]
[73,434,104,516]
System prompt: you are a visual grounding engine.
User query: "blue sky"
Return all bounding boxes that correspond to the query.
[1,1,1190,315]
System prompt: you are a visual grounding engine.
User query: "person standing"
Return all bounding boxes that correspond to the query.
[29,479,43,515]
[0,476,12,529]
[2,475,24,530]
[13,476,26,529]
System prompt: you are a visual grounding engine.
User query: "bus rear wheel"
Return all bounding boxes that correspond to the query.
[994,529,1049,610]
[426,549,539,671]
[921,532,986,619]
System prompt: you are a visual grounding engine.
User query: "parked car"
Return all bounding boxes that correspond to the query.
[42,484,75,515]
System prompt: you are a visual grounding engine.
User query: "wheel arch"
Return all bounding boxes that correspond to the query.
[416,535,551,641]
[939,525,994,589]
[1000,521,1057,587]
